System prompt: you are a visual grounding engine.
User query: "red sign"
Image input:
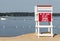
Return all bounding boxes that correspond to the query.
[39,13,51,22]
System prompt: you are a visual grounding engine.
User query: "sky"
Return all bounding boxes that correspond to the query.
[0,0,60,13]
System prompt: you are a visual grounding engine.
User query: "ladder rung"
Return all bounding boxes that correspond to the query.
[36,25,53,28]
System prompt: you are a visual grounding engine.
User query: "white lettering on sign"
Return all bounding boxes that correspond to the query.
[42,13,47,21]
[39,13,51,22]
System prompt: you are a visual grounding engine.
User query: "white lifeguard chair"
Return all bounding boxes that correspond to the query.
[34,5,54,38]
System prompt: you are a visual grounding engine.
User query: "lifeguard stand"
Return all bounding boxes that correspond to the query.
[34,5,54,38]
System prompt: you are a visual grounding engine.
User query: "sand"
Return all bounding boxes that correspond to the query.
[0,33,60,41]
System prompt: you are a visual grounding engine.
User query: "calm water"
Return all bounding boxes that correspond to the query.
[0,16,60,37]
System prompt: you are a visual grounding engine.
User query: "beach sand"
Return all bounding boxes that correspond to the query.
[0,33,60,41]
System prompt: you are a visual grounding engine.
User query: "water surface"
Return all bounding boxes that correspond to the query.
[0,16,60,37]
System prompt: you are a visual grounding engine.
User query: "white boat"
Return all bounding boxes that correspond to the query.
[1,16,6,20]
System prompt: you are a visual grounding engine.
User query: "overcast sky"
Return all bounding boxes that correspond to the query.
[0,0,60,13]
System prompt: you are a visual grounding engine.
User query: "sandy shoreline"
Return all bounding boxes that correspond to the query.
[0,33,60,41]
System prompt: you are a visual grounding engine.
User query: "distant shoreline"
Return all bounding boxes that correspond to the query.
[0,12,60,16]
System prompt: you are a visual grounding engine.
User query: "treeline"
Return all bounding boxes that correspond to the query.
[0,12,60,16]
[53,13,60,16]
[0,12,34,16]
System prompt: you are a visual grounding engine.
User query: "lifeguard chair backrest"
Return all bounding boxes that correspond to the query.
[37,5,53,22]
